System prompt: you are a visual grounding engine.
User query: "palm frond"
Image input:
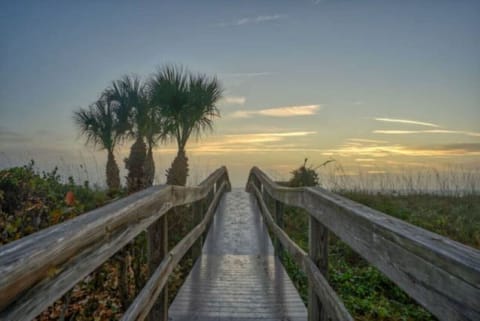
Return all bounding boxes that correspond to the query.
[73,97,119,151]
[148,64,223,149]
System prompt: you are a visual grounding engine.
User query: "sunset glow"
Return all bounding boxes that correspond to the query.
[1,1,479,187]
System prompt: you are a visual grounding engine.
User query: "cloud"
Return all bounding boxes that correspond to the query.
[352,100,365,106]
[347,138,388,144]
[413,143,480,153]
[225,131,317,139]
[374,117,440,128]
[0,128,30,144]
[169,131,319,154]
[231,104,321,118]
[219,131,316,145]
[217,14,287,27]
[373,129,480,137]
[220,72,275,78]
[327,140,480,158]
[251,131,316,137]
[221,96,246,105]
[372,118,480,137]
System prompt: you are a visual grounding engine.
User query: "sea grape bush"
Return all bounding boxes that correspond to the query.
[0,160,109,245]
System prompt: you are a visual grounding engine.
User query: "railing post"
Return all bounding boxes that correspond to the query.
[208,186,214,205]
[308,216,328,321]
[273,200,284,257]
[201,190,210,245]
[191,200,203,258]
[251,174,260,192]
[147,212,169,321]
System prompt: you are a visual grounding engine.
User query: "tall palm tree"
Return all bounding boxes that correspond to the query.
[73,97,121,191]
[104,75,161,192]
[144,106,167,186]
[149,65,223,186]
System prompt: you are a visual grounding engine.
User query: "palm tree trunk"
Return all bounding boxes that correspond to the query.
[106,149,120,191]
[126,136,147,193]
[144,145,155,187]
[166,148,188,186]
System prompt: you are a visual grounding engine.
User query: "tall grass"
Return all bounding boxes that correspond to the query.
[321,162,480,196]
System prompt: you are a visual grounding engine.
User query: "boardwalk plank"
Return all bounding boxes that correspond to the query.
[169,189,307,321]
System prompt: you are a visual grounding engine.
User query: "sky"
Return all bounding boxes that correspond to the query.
[1,0,479,187]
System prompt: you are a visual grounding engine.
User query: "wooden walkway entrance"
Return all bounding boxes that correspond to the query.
[169,188,308,321]
[2,166,478,321]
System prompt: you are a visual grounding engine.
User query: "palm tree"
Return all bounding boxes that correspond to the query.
[73,97,121,191]
[149,65,223,186]
[144,107,166,186]
[104,75,161,192]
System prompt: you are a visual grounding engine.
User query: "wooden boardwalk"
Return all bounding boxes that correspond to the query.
[169,188,308,321]
[2,166,478,321]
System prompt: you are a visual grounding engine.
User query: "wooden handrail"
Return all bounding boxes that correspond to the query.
[248,182,353,321]
[247,166,480,321]
[0,166,231,321]
[122,180,228,321]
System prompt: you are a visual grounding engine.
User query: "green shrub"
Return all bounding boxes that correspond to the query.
[0,161,110,245]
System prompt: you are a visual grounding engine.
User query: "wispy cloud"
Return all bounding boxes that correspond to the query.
[374,117,440,128]
[161,131,318,154]
[413,143,480,153]
[213,131,317,145]
[224,131,316,141]
[0,127,30,144]
[221,96,246,105]
[231,104,321,118]
[327,140,480,158]
[251,131,316,137]
[368,170,386,174]
[220,72,275,78]
[352,100,365,106]
[347,138,388,144]
[217,14,287,27]
[373,129,480,137]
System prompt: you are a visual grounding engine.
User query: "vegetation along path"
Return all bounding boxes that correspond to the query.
[169,188,308,321]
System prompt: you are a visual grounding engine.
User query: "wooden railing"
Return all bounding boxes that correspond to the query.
[246,166,480,321]
[0,166,231,321]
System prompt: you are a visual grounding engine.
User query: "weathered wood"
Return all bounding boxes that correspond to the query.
[121,181,228,321]
[0,203,170,321]
[303,258,354,321]
[147,212,168,321]
[248,166,480,321]
[198,166,229,189]
[274,200,285,257]
[190,200,203,259]
[255,188,306,269]
[0,186,169,310]
[169,188,307,321]
[308,216,328,321]
[0,167,230,318]
[250,182,353,321]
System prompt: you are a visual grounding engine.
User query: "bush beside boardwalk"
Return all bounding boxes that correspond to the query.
[0,162,111,245]
[0,163,194,320]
